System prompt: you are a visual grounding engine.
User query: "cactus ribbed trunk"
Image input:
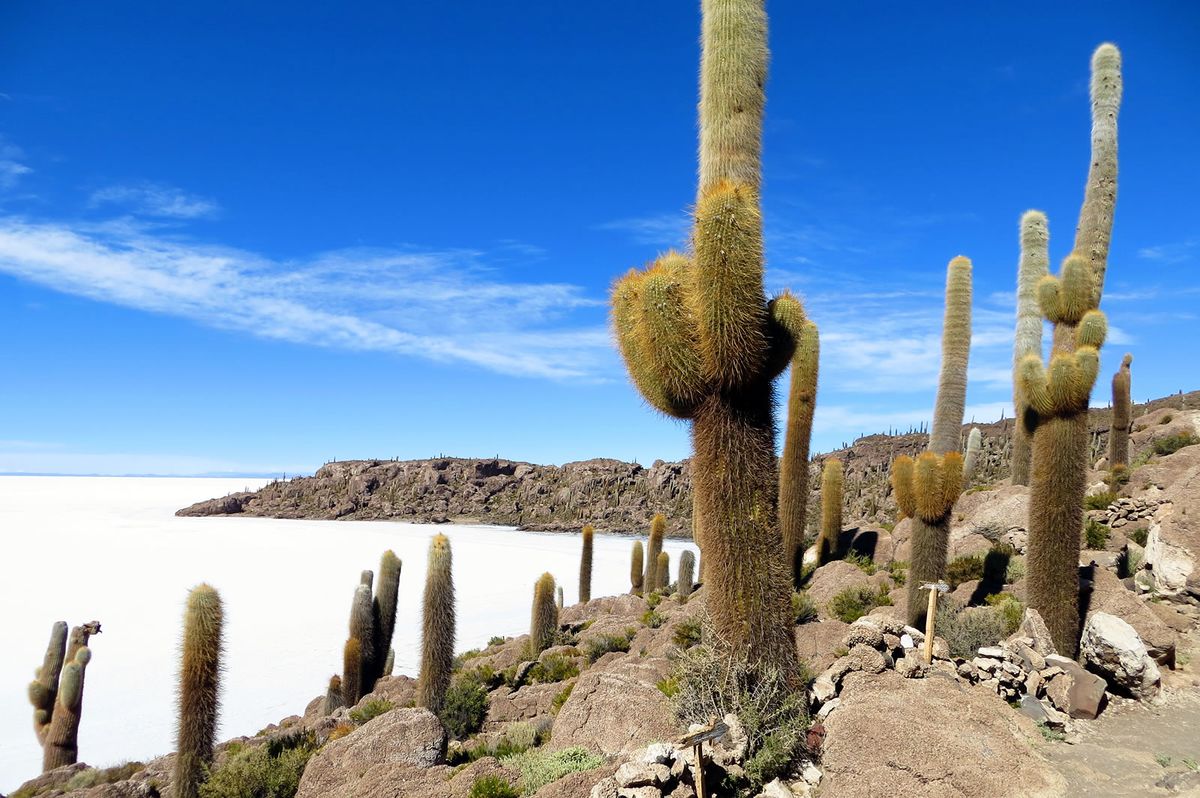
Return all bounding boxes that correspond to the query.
[816,459,843,566]
[779,319,819,585]
[341,639,361,708]
[644,514,665,593]
[530,573,558,656]
[892,452,963,627]
[656,551,670,591]
[678,550,696,600]
[42,646,90,772]
[374,551,402,683]
[906,518,950,627]
[175,585,223,798]
[930,257,973,456]
[579,525,594,604]
[29,621,68,746]
[630,541,644,596]
[417,534,455,714]
[349,584,376,697]
[1012,211,1049,486]
[698,0,765,198]
[1109,355,1132,469]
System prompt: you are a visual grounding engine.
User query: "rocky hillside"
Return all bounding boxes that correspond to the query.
[178,392,1200,537]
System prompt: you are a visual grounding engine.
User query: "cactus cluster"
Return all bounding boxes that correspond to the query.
[579,524,594,604]
[643,514,666,593]
[1109,354,1133,471]
[28,621,100,773]
[417,534,455,713]
[1020,44,1122,657]
[175,585,223,798]
[341,550,402,706]
[892,452,965,626]
[779,318,820,585]
[610,0,801,677]
[816,459,843,566]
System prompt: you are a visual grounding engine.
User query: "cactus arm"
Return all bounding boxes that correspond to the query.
[816,459,843,566]
[630,541,645,596]
[375,551,402,679]
[929,256,973,455]
[1012,211,1048,485]
[644,513,666,593]
[1109,354,1133,468]
[42,647,90,771]
[778,313,818,585]
[1074,43,1122,307]
[30,621,68,744]
[962,427,982,486]
[349,584,376,697]
[579,524,594,604]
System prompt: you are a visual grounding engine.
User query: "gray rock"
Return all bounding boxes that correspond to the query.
[1080,612,1161,699]
[614,761,670,788]
[900,633,915,649]
[844,620,885,649]
[846,643,888,674]
[590,778,620,798]
[1016,609,1057,656]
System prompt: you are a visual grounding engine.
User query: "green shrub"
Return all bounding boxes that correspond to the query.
[842,551,877,575]
[583,630,634,663]
[199,732,318,798]
[887,560,908,586]
[488,635,508,647]
[500,747,606,793]
[1084,518,1111,550]
[348,698,393,725]
[645,592,664,609]
[550,683,574,714]
[945,554,986,589]
[827,584,892,623]
[937,602,1008,659]
[449,722,541,766]
[469,775,520,798]
[1005,555,1026,583]
[641,609,665,628]
[454,649,484,671]
[984,592,1024,635]
[656,676,679,698]
[529,653,579,684]
[1084,491,1118,511]
[1153,433,1199,456]
[791,592,818,624]
[64,763,145,790]
[1128,526,1149,546]
[744,730,797,790]
[672,616,703,648]
[439,674,488,739]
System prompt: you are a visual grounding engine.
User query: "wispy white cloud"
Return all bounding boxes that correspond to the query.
[89,182,221,219]
[595,212,690,248]
[0,137,32,189]
[0,444,305,476]
[0,218,612,380]
[1137,240,1198,264]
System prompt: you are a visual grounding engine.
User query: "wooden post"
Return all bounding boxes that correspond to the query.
[676,718,727,798]
[919,582,949,665]
[694,742,706,798]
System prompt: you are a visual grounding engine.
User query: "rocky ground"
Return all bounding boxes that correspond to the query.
[14,399,1200,797]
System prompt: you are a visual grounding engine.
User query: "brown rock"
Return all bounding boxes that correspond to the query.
[1084,568,1178,666]
[486,681,571,730]
[551,657,678,755]
[794,620,850,673]
[1042,656,1107,719]
[821,671,1066,797]
[806,561,875,613]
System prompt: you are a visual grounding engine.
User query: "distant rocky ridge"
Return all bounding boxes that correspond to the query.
[177,391,1199,536]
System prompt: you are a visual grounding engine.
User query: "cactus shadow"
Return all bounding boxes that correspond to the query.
[968,546,1012,605]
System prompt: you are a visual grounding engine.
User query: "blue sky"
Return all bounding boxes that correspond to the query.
[0,2,1197,476]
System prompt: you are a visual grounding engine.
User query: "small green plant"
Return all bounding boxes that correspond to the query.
[500,746,605,794]
[550,683,574,714]
[945,554,986,589]
[1036,721,1066,743]
[529,653,579,684]
[583,630,634,663]
[984,592,1025,635]
[1153,433,1199,456]
[842,551,877,575]
[348,698,393,725]
[744,730,797,790]
[887,560,908,586]
[1084,518,1111,550]
[438,674,488,740]
[937,601,1010,658]
[64,762,145,790]
[1128,527,1149,546]
[656,676,680,698]
[487,636,508,647]
[641,609,665,629]
[469,775,520,798]
[1156,753,1173,768]
[672,616,703,648]
[199,732,318,798]
[644,592,664,610]
[791,592,818,624]
[828,584,892,623]
[1005,555,1026,583]
[1084,491,1118,511]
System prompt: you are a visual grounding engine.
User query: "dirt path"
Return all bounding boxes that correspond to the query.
[1044,630,1200,796]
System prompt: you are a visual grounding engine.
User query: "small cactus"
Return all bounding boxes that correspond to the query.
[341,638,362,708]
[579,524,594,604]
[530,573,558,656]
[779,317,819,586]
[323,675,344,715]
[644,514,666,593]
[892,452,964,627]
[348,584,376,699]
[175,584,223,798]
[656,552,670,592]
[556,585,565,611]
[817,459,844,565]
[1109,354,1133,469]
[963,427,982,486]
[630,541,645,596]
[417,534,455,713]
[677,550,696,600]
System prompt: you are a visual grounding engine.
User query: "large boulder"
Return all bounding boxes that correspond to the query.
[1132,442,1200,602]
[950,485,1030,554]
[794,620,850,673]
[551,657,678,755]
[296,708,447,798]
[1080,613,1161,699]
[820,670,1066,797]
[806,561,876,614]
[1084,568,1178,666]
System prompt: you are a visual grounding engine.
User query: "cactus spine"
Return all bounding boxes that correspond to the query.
[779,316,819,585]
[892,452,964,626]
[630,541,645,596]
[417,534,455,713]
[1012,211,1049,485]
[610,0,801,678]
[963,427,982,486]
[530,573,558,656]
[678,550,696,600]
[1109,354,1132,469]
[816,459,844,565]
[175,584,223,798]
[656,551,670,592]
[930,256,973,456]
[1022,44,1121,658]
[579,524,594,604]
[644,513,666,593]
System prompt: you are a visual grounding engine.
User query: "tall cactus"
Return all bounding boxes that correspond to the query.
[417,533,455,713]
[1021,44,1121,657]
[630,541,645,596]
[348,584,376,698]
[530,573,558,656]
[816,459,843,566]
[656,551,670,592]
[374,551,402,682]
[175,584,223,798]
[779,316,819,586]
[610,0,800,677]
[1109,354,1133,470]
[29,621,67,746]
[963,427,982,486]
[678,550,696,600]
[644,513,666,593]
[1012,211,1050,485]
[341,638,361,708]
[30,621,99,772]
[579,524,594,604]
[930,256,973,455]
[892,453,964,626]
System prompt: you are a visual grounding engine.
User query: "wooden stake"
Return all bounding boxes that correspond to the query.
[694,742,706,798]
[920,582,948,665]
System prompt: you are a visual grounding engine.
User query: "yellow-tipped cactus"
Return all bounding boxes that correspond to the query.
[630,541,644,596]
[1109,354,1133,469]
[779,311,819,585]
[579,524,594,604]
[323,675,344,715]
[930,256,973,455]
[175,584,223,798]
[817,459,844,565]
[678,550,696,600]
[530,573,558,656]
[644,513,666,593]
[1012,211,1050,486]
[610,0,802,678]
[892,452,964,626]
[417,534,455,713]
